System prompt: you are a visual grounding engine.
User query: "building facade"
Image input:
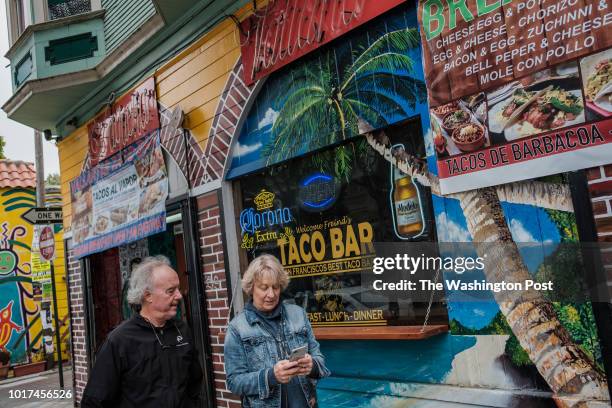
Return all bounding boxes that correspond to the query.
[0,160,69,372]
[2,1,611,407]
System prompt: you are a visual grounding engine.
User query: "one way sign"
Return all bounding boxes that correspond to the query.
[21,207,63,225]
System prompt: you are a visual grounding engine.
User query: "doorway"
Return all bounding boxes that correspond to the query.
[83,200,215,407]
[87,212,188,350]
[89,248,122,350]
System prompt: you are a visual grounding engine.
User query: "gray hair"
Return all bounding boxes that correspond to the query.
[241,254,289,296]
[126,255,171,305]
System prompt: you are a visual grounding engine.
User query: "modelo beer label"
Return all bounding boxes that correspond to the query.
[395,197,423,226]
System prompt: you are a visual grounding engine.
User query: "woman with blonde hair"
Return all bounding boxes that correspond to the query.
[224,254,330,407]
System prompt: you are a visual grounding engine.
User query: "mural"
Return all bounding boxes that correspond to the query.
[227,7,429,180]
[226,3,609,407]
[0,185,68,365]
[0,187,37,364]
[0,300,23,351]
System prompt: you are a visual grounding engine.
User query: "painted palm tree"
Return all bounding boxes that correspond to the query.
[364,131,609,407]
[260,22,609,407]
[262,28,427,178]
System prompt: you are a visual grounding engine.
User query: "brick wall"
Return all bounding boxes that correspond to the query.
[196,191,241,408]
[65,245,88,405]
[586,164,612,297]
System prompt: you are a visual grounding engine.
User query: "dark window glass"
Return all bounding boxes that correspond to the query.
[236,118,448,327]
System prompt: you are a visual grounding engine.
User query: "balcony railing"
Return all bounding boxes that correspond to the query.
[48,0,91,21]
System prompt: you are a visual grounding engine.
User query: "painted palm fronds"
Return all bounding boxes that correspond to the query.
[262,28,427,176]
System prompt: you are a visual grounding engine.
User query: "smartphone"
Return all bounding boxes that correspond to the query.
[288,345,308,362]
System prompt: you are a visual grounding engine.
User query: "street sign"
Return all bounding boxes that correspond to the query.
[39,226,56,261]
[21,207,63,225]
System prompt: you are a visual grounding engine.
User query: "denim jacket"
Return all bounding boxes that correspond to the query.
[224,302,331,407]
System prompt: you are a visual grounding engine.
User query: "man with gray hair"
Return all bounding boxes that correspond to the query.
[81,255,203,408]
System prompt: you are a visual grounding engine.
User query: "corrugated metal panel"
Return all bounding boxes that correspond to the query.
[102,0,156,53]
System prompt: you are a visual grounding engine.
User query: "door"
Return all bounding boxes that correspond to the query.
[89,248,122,351]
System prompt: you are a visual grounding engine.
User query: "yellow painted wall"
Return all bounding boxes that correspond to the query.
[57,126,89,230]
[0,187,69,363]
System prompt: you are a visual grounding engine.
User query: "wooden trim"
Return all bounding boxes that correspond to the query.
[218,325,448,343]
[313,325,449,340]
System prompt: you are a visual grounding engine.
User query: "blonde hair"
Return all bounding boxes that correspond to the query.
[241,254,289,296]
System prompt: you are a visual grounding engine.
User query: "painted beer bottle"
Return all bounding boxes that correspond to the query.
[390,144,424,239]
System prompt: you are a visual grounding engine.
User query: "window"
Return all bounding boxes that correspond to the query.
[14,52,32,87]
[47,0,91,20]
[234,118,448,330]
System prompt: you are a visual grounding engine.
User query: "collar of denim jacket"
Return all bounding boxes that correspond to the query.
[245,300,285,325]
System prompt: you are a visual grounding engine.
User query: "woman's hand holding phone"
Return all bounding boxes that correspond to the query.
[274,360,299,383]
[295,353,313,376]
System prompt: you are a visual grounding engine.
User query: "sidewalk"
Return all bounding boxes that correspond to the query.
[0,366,73,408]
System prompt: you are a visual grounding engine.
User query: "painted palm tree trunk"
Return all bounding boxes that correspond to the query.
[458,188,608,407]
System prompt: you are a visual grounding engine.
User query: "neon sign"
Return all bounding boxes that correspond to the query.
[240,189,293,234]
[298,173,339,212]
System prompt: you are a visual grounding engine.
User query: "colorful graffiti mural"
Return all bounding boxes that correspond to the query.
[1,186,36,364]
[0,300,23,351]
[227,3,609,407]
[0,180,69,365]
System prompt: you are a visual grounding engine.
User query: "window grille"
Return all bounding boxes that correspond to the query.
[48,0,91,20]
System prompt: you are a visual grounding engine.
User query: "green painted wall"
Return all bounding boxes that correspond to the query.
[102,0,156,53]
[35,18,106,78]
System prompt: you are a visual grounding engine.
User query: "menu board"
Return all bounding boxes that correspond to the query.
[238,119,447,327]
[70,133,168,258]
[418,0,612,194]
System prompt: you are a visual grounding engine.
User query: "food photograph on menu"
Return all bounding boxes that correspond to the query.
[580,47,612,121]
[487,63,585,143]
[430,92,489,158]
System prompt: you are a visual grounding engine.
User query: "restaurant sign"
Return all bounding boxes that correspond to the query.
[239,0,405,85]
[71,133,168,258]
[88,77,159,167]
[238,119,441,328]
[418,0,612,194]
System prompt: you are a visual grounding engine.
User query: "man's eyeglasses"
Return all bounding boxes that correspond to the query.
[143,318,184,350]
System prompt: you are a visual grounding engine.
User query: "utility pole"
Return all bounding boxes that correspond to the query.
[34,130,44,206]
[33,129,64,388]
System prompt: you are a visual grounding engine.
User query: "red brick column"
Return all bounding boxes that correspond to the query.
[196,191,241,408]
[586,164,612,296]
[65,246,88,405]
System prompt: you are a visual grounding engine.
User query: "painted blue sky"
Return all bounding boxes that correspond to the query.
[432,195,563,330]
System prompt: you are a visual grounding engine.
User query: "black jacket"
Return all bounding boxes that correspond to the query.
[81,314,203,408]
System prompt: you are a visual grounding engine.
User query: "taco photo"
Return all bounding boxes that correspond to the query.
[580,48,612,120]
[487,64,584,141]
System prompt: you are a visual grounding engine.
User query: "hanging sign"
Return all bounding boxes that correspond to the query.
[71,133,168,259]
[418,0,612,194]
[39,226,56,261]
[239,0,405,85]
[31,253,51,281]
[31,226,52,282]
[88,77,159,167]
